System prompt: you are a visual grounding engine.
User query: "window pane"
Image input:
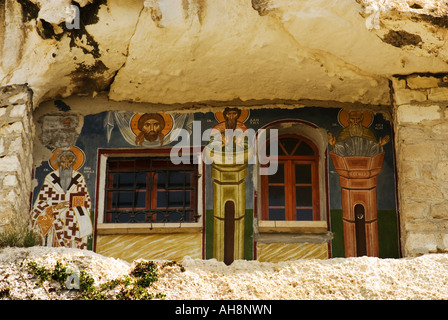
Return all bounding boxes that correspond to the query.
[269,208,285,220]
[183,210,194,222]
[268,163,284,184]
[153,210,193,222]
[169,171,191,188]
[270,142,286,156]
[134,191,146,208]
[296,186,313,206]
[155,211,170,222]
[113,212,130,223]
[157,171,192,188]
[112,192,133,208]
[136,173,147,190]
[269,186,285,206]
[169,210,184,221]
[113,173,134,189]
[294,141,315,156]
[295,164,312,184]
[296,209,313,221]
[280,138,299,155]
[134,211,147,222]
[157,172,166,188]
[157,191,191,208]
[156,191,167,207]
[111,191,146,209]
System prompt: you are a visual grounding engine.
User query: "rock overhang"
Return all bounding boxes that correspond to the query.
[1,0,447,108]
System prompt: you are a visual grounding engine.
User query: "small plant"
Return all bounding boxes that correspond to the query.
[79,270,105,300]
[0,219,40,248]
[0,287,10,298]
[27,260,52,284]
[131,261,158,288]
[25,259,168,300]
[114,261,163,300]
[27,260,70,291]
[163,260,185,272]
[51,261,69,285]
[22,229,40,248]
[116,284,155,300]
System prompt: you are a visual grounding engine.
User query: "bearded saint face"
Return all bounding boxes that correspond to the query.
[141,119,162,142]
[224,109,240,130]
[135,114,166,146]
[347,112,364,137]
[59,155,74,193]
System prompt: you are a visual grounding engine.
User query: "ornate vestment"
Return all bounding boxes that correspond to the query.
[31,170,93,249]
[334,126,382,157]
[210,121,249,151]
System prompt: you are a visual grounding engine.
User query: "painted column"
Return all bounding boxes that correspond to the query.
[330,151,384,257]
[211,163,247,263]
[205,145,252,264]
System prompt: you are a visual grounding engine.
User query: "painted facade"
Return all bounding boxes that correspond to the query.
[31,100,399,263]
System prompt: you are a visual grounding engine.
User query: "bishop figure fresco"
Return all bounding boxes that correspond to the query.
[31,149,93,249]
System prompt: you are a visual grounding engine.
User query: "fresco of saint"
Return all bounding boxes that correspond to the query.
[31,147,92,249]
[210,107,250,151]
[328,110,389,157]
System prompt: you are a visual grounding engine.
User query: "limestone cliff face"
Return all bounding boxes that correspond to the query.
[1,0,447,107]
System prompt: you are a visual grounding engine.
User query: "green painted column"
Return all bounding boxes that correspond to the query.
[211,163,247,262]
[205,147,252,263]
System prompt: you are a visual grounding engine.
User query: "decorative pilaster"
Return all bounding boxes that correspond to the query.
[211,163,247,264]
[330,151,384,257]
[205,147,252,264]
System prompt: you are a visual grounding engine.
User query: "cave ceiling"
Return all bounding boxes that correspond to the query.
[1,0,447,109]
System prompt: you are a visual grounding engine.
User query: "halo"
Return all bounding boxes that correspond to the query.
[338,109,373,128]
[49,146,85,171]
[130,113,174,137]
[214,108,250,123]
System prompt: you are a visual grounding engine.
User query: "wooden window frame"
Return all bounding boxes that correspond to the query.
[261,134,320,221]
[94,148,204,238]
[104,157,199,224]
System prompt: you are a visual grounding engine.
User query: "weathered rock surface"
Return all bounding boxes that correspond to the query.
[1,0,447,107]
[2,246,448,300]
